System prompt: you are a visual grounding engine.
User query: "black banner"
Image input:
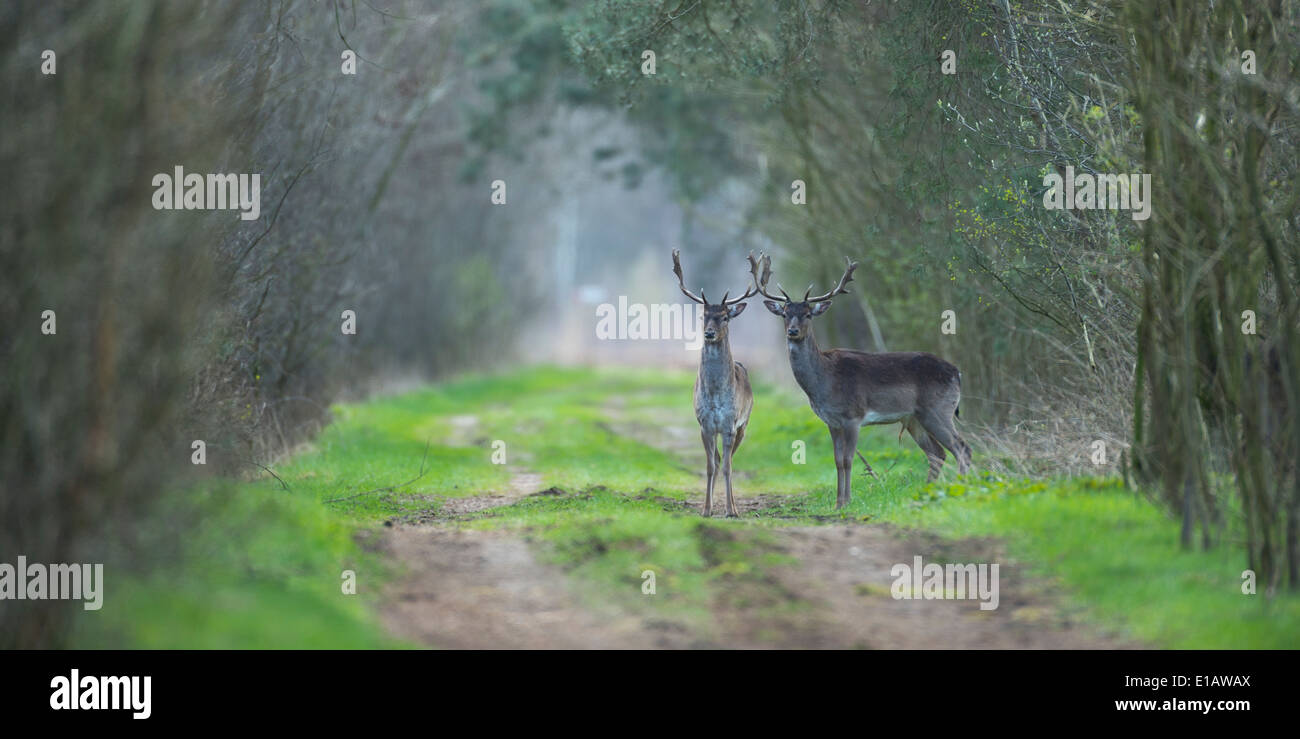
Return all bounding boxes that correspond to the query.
[0,649,1287,727]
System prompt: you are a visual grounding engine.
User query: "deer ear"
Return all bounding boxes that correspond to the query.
[810,301,832,316]
[763,300,784,315]
[727,302,747,319]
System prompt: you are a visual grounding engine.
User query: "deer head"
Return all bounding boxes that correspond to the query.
[673,249,758,344]
[749,252,857,341]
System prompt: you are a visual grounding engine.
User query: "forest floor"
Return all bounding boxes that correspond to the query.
[72,367,1300,648]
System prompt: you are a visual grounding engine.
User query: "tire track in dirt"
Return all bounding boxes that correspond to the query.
[743,525,1127,648]
[376,526,697,649]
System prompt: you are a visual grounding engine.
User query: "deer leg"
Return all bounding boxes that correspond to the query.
[726,424,747,518]
[840,425,860,508]
[701,430,717,517]
[920,410,970,475]
[721,429,740,518]
[827,427,845,508]
[905,417,946,482]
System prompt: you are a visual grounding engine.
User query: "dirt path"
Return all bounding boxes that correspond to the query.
[748,525,1123,648]
[377,526,697,648]
[376,512,1127,648]
[372,408,1132,649]
[377,410,691,647]
[377,414,667,647]
[397,468,545,522]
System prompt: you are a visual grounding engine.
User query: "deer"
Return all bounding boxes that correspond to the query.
[748,253,971,508]
[673,249,759,517]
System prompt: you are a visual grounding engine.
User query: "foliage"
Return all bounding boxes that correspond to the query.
[1,0,555,646]
[1123,0,1300,591]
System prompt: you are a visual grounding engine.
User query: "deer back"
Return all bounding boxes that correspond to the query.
[806,350,960,423]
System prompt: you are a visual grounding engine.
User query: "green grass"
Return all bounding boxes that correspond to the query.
[70,479,401,648]
[71,365,1300,648]
[897,477,1300,648]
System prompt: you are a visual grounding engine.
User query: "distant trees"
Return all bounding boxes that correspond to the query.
[565,0,1143,465]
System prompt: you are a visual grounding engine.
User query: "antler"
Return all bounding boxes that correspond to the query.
[720,252,761,306]
[805,256,858,304]
[671,249,705,304]
[676,249,760,306]
[747,251,787,302]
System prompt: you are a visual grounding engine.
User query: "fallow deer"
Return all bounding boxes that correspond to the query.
[748,253,971,508]
[673,249,758,517]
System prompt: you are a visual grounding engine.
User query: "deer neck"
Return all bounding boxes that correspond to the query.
[699,337,736,395]
[788,327,831,404]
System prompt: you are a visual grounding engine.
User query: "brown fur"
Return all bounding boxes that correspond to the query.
[764,297,971,508]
